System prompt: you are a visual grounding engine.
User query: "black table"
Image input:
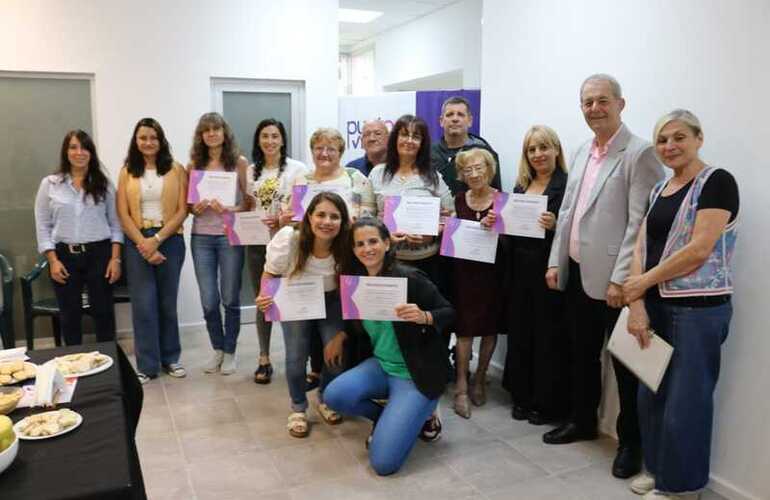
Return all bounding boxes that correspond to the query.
[0,342,146,500]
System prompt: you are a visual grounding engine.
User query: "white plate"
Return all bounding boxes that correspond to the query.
[0,362,37,386]
[14,410,83,440]
[56,355,114,378]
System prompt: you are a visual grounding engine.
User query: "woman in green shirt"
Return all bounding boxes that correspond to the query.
[323,217,455,476]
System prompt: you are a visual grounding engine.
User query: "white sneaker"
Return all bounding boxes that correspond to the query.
[630,472,655,495]
[203,350,224,373]
[220,353,237,375]
[643,491,699,500]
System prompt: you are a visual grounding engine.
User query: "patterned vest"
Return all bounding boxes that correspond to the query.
[642,166,738,297]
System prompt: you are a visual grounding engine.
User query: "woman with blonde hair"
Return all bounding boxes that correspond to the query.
[188,112,249,375]
[500,125,570,424]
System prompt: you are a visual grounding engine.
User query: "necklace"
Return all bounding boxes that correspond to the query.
[467,188,494,220]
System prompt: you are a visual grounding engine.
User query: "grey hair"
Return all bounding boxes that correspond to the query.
[580,73,623,99]
[653,109,703,144]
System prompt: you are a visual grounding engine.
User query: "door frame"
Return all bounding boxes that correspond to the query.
[210,77,307,162]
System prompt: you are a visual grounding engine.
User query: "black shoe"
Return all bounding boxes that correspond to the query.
[527,410,550,426]
[611,445,642,479]
[542,422,598,444]
[511,405,530,421]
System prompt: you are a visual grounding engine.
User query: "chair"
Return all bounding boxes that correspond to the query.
[21,252,131,349]
[0,253,15,349]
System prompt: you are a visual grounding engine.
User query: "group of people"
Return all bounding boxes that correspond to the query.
[32,73,738,499]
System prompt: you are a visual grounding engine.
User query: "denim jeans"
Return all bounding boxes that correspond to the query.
[125,230,185,376]
[191,234,244,354]
[324,357,439,476]
[281,291,343,412]
[639,299,732,494]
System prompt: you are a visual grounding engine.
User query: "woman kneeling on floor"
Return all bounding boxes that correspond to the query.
[323,217,455,476]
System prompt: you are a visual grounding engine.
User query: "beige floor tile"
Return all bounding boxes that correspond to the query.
[178,421,261,463]
[556,462,640,500]
[244,410,340,451]
[384,457,481,499]
[136,433,185,472]
[142,465,195,500]
[506,432,616,475]
[170,396,244,432]
[484,474,588,500]
[286,468,389,500]
[187,450,285,499]
[269,439,361,487]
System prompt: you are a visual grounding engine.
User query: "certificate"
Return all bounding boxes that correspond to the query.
[187,170,238,207]
[493,192,548,238]
[261,276,326,322]
[223,212,271,245]
[340,275,408,321]
[383,195,441,236]
[440,217,499,264]
[607,307,673,393]
[290,184,353,221]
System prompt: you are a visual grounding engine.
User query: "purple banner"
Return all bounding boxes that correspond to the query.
[492,192,509,234]
[340,275,361,320]
[187,169,205,204]
[439,217,461,257]
[382,196,401,234]
[415,89,481,143]
[262,277,283,322]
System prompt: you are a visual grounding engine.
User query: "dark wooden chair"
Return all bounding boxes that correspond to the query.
[0,253,15,349]
[20,253,130,349]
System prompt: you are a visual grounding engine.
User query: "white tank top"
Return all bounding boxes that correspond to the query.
[140,169,164,221]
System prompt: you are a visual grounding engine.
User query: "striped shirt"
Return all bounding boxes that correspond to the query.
[34,174,124,253]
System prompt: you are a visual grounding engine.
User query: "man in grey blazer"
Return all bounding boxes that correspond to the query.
[543,74,664,479]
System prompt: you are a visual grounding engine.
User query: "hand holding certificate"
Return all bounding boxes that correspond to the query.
[223,212,271,245]
[259,276,326,322]
[440,217,499,264]
[188,170,238,207]
[340,275,408,321]
[493,192,548,238]
[383,196,441,236]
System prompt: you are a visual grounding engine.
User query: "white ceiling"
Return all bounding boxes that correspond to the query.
[339,0,460,53]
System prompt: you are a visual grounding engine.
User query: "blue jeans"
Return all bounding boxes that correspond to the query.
[639,299,732,494]
[324,357,439,476]
[191,234,244,354]
[125,230,185,376]
[281,291,344,412]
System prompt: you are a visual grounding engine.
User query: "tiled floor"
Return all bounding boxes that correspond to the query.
[118,328,727,500]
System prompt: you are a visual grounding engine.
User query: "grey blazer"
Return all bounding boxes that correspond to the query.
[548,124,664,300]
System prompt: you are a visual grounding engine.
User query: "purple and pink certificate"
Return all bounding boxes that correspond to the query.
[222,212,271,245]
[187,170,238,206]
[260,276,326,322]
[382,195,440,235]
[340,275,407,321]
[440,217,499,264]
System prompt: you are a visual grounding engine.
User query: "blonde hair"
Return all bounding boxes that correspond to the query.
[517,125,568,190]
[653,109,703,145]
[455,148,497,184]
[309,127,345,155]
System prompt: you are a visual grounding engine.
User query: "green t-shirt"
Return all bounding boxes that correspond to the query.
[362,320,411,380]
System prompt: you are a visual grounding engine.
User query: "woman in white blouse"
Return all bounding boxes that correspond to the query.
[256,192,351,438]
[246,118,308,384]
[34,129,124,345]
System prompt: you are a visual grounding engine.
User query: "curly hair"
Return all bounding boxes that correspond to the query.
[292,192,351,278]
[57,129,109,204]
[125,117,174,177]
[190,112,240,171]
[384,114,437,189]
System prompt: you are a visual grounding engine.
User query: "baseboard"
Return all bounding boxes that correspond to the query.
[708,474,761,500]
[116,321,205,339]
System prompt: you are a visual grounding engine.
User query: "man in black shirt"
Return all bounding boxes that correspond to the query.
[430,96,502,195]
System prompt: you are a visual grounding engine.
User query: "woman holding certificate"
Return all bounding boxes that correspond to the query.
[246,118,308,384]
[368,115,454,285]
[188,112,248,375]
[450,148,505,418]
[117,117,189,384]
[256,192,351,438]
[34,129,124,345]
[282,128,375,224]
[324,218,455,476]
[501,125,570,425]
[622,110,738,499]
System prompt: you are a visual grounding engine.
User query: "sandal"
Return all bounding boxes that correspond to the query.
[163,363,187,378]
[317,403,343,425]
[470,376,487,407]
[253,363,273,385]
[305,373,320,392]
[287,412,309,438]
[419,414,442,443]
[454,393,472,419]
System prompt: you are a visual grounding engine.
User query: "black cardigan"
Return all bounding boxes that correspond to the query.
[344,263,455,400]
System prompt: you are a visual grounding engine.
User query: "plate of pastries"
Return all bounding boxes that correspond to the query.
[13,408,82,440]
[54,352,113,377]
[0,360,36,386]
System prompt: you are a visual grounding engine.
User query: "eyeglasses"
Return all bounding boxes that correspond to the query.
[397,131,423,142]
[460,164,486,176]
[313,146,339,155]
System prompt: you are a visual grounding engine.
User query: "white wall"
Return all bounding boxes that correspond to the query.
[0,0,339,330]
[481,1,770,499]
[374,0,482,91]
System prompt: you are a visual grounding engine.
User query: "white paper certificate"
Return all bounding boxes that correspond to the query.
[383,195,441,236]
[439,217,499,264]
[493,192,548,238]
[187,170,238,207]
[340,275,408,321]
[261,276,326,322]
[223,212,271,245]
[290,184,353,221]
